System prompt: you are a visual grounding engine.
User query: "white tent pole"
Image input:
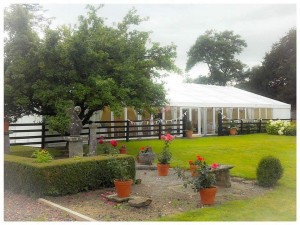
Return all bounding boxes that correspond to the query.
[237,108,240,120]
[244,107,247,119]
[203,108,207,135]
[150,114,154,135]
[213,107,216,134]
[198,108,201,135]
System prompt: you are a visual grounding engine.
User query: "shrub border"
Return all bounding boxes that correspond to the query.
[4,154,136,196]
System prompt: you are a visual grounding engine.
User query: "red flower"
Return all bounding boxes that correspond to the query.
[110,140,118,147]
[196,155,204,161]
[211,163,219,169]
[98,139,104,144]
[188,160,193,165]
[140,146,145,151]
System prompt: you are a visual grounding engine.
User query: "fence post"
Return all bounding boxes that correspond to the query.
[240,120,243,135]
[41,122,46,149]
[126,120,130,142]
[218,112,223,136]
[258,119,262,133]
[158,120,162,139]
[182,113,187,137]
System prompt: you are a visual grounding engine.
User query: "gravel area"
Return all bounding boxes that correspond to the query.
[4,191,76,221]
[4,168,270,222]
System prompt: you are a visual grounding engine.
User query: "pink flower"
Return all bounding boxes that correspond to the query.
[165,134,174,141]
[211,163,219,169]
[110,140,118,147]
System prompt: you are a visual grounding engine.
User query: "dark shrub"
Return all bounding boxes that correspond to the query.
[256,156,283,187]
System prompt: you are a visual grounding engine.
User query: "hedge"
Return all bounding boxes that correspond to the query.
[4,154,136,197]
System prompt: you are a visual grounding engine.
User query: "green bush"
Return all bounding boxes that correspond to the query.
[284,122,296,136]
[266,120,292,136]
[256,156,284,187]
[31,149,53,163]
[4,154,135,196]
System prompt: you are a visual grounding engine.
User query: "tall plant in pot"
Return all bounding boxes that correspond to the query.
[185,120,193,138]
[157,134,174,176]
[108,157,133,198]
[229,120,237,135]
[176,157,219,205]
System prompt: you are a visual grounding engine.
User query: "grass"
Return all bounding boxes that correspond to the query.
[9,133,296,221]
[117,134,296,221]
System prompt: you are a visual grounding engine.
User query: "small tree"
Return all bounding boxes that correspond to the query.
[4,4,180,134]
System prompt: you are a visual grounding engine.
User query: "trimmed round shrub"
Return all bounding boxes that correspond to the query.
[256,156,284,187]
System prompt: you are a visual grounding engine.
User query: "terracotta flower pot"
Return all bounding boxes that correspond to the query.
[119,148,127,154]
[229,127,237,135]
[157,163,170,176]
[114,179,133,198]
[185,130,193,138]
[199,186,217,205]
[190,164,197,177]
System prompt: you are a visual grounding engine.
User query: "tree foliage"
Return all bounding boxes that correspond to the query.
[239,28,296,109]
[186,30,247,86]
[4,4,179,133]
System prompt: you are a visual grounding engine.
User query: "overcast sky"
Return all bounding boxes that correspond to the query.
[4,1,297,86]
[40,2,296,85]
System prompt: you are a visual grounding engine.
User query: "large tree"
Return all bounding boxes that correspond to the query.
[4,4,179,133]
[239,28,296,110]
[186,30,247,86]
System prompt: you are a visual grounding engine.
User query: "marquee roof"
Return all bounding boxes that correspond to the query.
[165,83,290,109]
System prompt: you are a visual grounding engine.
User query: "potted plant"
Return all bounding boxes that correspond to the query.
[137,146,156,165]
[108,157,133,198]
[176,157,219,205]
[157,134,174,176]
[229,120,237,135]
[188,155,205,177]
[185,120,193,138]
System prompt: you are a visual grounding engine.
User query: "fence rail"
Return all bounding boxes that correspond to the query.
[219,118,293,136]
[8,119,183,148]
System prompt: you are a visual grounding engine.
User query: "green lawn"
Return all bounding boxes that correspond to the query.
[119,134,296,221]
[9,133,296,221]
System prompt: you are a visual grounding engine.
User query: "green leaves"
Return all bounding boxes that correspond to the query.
[186,30,247,86]
[4,4,179,133]
[240,28,296,109]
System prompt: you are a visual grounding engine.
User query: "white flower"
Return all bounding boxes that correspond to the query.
[278,130,283,135]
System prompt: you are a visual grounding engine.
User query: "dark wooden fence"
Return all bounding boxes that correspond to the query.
[218,118,294,136]
[8,119,183,148]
